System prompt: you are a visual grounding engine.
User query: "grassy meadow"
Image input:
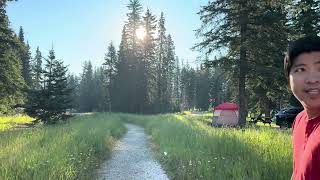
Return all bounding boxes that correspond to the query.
[1,112,292,180]
[120,113,292,180]
[0,113,126,180]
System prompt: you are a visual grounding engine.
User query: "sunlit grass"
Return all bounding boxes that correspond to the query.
[181,111,192,115]
[120,113,292,180]
[0,113,126,180]
[255,121,280,128]
[0,115,34,131]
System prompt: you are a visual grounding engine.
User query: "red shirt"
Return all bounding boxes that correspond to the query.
[292,110,320,180]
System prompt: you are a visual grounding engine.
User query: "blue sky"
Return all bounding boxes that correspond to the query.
[7,0,208,75]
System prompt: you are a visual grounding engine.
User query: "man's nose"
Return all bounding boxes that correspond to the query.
[305,70,320,84]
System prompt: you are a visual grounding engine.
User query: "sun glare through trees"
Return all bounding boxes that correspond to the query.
[136,26,146,40]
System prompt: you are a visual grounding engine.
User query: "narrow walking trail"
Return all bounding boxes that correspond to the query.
[97,124,169,180]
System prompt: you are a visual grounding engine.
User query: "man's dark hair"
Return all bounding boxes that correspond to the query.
[284,36,320,79]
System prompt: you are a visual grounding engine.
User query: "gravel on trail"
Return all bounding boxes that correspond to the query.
[97,123,169,180]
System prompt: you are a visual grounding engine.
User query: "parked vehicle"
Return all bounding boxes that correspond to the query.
[274,107,303,128]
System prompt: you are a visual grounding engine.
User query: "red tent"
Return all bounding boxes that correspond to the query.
[212,102,239,126]
[214,102,239,110]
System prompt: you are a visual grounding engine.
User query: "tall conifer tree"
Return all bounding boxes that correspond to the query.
[26,49,72,123]
[103,42,118,112]
[156,12,167,112]
[79,61,94,112]
[140,8,157,113]
[18,27,32,87]
[0,0,25,113]
[31,47,42,89]
[292,0,320,37]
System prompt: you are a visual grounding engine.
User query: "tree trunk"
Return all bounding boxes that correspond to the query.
[238,1,248,127]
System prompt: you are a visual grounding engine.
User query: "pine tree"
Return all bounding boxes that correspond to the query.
[92,67,108,112]
[156,12,167,112]
[126,0,143,53]
[241,1,290,115]
[79,61,94,112]
[103,42,118,112]
[195,0,251,126]
[26,49,72,124]
[114,0,143,113]
[292,0,320,37]
[208,68,226,107]
[127,0,143,113]
[140,8,157,113]
[67,74,80,111]
[180,64,197,110]
[109,2,179,114]
[194,0,291,126]
[31,47,42,90]
[18,27,32,87]
[172,56,181,111]
[0,0,25,113]
[195,66,210,111]
[113,27,130,112]
[18,26,24,43]
[164,34,176,111]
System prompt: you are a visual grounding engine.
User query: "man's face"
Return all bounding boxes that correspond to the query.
[289,52,320,111]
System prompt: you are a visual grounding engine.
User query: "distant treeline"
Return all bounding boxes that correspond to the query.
[0,0,218,121]
[71,0,219,114]
[1,0,319,124]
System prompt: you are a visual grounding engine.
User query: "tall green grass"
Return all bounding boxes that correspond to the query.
[0,113,126,180]
[120,113,292,180]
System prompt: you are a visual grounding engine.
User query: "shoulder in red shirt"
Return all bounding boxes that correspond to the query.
[292,110,320,180]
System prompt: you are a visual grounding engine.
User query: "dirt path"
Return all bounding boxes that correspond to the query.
[97,124,169,180]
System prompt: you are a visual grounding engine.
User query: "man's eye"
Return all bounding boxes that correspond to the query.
[294,68,305,73]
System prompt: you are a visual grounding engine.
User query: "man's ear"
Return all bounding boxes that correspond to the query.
[286,72,290,88]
